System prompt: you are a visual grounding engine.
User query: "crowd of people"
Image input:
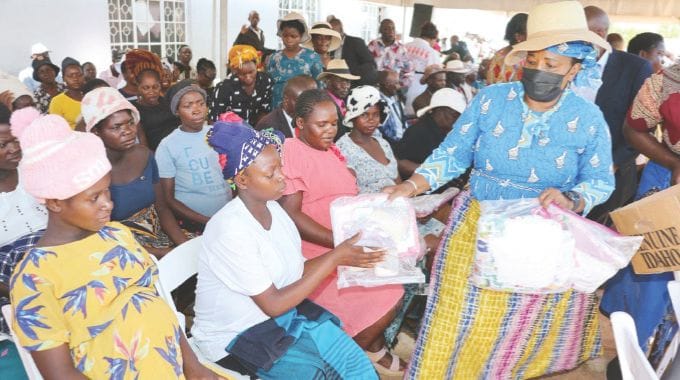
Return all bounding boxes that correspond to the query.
[0,0,678,379]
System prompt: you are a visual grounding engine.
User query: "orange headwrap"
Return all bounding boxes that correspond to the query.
[228,45,260,70]
[123,49,164,79]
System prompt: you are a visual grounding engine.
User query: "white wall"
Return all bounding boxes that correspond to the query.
[0,0,110,77]
[187,0,229,77]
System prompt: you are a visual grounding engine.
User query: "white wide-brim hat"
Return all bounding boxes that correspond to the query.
[277,12,311,43]
[416,88,467,118]
[317,59,360,81]
[343,85,389,128]
[505,0,610,65]
[30,42,50,55]
[302,22,342,52]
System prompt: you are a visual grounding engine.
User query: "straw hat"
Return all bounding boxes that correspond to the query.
[420,64,445,85]
[416,88,467,118]
[317,59,360,81]
[277,12,311,43]
[444,60,471,74]
[302,22,342,52]
[505,0,610,65]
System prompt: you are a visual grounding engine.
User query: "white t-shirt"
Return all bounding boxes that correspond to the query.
[191,197,305,361]
[404,38,441,116]
[0,183,47,247]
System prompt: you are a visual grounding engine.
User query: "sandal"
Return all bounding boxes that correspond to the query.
[365,346,404,377]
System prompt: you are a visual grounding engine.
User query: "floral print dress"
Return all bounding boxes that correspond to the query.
[266,48,323,108]
[10,222,185,379]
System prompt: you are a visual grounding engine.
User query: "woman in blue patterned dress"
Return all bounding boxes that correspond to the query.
[266,12,323,108]
[383,2,615,378]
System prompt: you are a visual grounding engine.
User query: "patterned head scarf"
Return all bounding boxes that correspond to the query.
[546,41,599,88]
[228,45,260,70]
[81,87,140,132]
[207,112,285,184]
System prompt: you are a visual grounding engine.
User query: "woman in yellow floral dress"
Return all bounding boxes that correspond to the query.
[8,108,220,379]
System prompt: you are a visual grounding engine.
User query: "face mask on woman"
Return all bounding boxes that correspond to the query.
[521,68,566,102]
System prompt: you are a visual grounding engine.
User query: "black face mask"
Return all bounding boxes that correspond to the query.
[521,67,566,102]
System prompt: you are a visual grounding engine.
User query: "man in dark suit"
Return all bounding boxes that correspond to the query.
[255,75,317,138]
[234,11,269,55]
[582,6,653,226]
[328,17,377,86]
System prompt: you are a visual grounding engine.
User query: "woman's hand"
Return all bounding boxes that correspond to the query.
[331,233,385,268]
[383,182,416,201]
[538,188,573,210]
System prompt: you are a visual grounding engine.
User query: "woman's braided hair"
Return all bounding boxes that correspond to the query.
[294,89,334,121]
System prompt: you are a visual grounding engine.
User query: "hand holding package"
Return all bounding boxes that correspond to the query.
[331,194,425,288]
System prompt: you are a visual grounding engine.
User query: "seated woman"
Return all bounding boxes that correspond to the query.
[123,50,179,151]
[156,80,231,233]
[192,115,379,379]
[267,12,323,108]
[196,58,217,106]
[210,45,272,126]
[1,106,47,275]
[0,106,46,379]
[336,85,397,193]
[302,21,342,68]
[133,68,180,151]
[278,89,405,376]
[48,57,83,129]
[177,45,197,80]
[81,87,189,258]
[394,88,466,179]
[628,32,665,73]
[32,59,64,114]
[8,108,220,379]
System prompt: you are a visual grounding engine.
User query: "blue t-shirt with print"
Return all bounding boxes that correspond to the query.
[155,125,230,217]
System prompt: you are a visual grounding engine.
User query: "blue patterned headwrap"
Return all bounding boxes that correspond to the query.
[207,113,285,183]
[546,41,599,88]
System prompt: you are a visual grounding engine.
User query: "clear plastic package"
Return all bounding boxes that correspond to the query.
[410,187,460,218]
[330,194,425,288]
[472,198,643,294]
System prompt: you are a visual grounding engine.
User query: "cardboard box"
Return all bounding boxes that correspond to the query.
[610,184,680,274]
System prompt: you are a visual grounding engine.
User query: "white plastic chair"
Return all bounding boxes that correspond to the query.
[611,311,659,380]
[1,304,44,380]
[660,281,680,379]
[153,237,251,380]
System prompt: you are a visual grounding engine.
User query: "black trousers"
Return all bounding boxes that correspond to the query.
[587,158,638,227]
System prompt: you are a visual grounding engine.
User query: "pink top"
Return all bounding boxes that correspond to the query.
[327,90,347,116]
[282,138,404,336]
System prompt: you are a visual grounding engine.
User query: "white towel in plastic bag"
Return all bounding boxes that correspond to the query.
[472,198,643,294]
[330,194,425,288]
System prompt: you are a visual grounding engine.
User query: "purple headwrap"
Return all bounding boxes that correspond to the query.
[207,112,284,183]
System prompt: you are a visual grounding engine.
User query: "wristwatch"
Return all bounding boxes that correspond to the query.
[562,190,583,212]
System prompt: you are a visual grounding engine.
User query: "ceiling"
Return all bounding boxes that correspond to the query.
[369,0,680,18]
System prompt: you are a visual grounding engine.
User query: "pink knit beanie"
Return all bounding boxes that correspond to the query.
[9,107,111,202]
